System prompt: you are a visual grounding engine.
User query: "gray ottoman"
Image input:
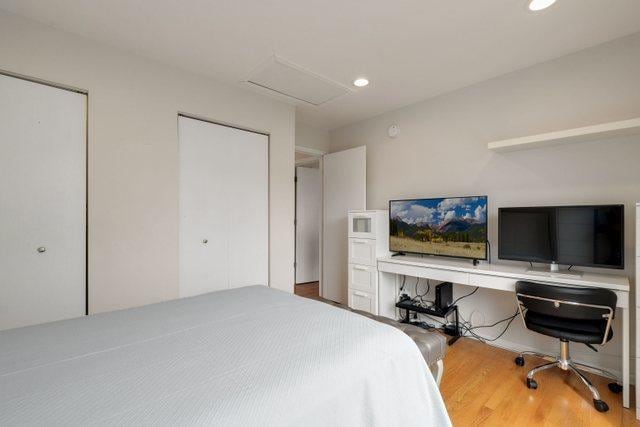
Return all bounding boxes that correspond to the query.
[322,299,447,386]
[352,309,447,386]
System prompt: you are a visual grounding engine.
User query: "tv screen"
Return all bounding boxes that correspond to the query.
[389,196,488,260]
[498,205,624,269]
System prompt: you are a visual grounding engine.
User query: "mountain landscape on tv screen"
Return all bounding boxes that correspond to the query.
[390,197,487,259]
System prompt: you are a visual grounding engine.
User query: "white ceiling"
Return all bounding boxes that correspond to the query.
[2,0,640,130]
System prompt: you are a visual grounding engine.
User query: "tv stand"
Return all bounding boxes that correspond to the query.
[391,252,406,257]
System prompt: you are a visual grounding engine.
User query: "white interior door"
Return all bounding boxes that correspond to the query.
[179,116,268,298]
[0,74,86,331]
[295,166,321,284]
[322,146,366,303]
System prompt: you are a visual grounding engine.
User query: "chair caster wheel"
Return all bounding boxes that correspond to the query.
[526,378,538,389]
[608,383,622,394]
[515,356,525,366]
[593,399,609,413]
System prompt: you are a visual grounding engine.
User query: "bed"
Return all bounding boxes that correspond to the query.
[0,285,451,426]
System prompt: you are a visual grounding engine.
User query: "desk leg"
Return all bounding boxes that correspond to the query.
[378,271,399,319]
[623,306,630,408]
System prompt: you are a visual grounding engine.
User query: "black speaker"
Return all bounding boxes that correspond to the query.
[435,282,453,311]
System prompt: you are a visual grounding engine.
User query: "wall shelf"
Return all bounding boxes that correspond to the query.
[487,117,640,152]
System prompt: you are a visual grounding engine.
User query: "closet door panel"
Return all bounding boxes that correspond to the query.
[179,116,268,297]
[0,74,86,331]
[227,130,268,288]
[179,117,230,297]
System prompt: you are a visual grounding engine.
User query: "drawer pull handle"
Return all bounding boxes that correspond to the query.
[354,291,368,298]
[353,240,368,244]
[353,266,368,271]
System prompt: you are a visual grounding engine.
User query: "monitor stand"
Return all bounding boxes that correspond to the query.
[526,262,583,278]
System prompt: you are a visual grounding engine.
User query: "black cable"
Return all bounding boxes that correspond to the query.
[451,287,479,306]
[421,314,448,327]
[529,261,533,268]
[568,265,574,271]
[467,310,519,330]
[398,275,407,295]
[473,315,518,342]
[457,310,519,343]
[415,278,430,299]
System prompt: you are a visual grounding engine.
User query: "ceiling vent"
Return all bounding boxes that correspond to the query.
[244,56,352,106]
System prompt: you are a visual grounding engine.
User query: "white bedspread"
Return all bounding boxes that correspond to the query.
[0,286,451,426]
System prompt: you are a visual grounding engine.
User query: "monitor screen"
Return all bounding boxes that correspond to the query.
[498,205,624,269]
[389,196,488,260]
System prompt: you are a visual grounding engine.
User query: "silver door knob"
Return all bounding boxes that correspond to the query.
[37,247,46,253]
[202,239,208,244]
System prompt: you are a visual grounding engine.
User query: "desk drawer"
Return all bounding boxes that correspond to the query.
[468,274,517,292]
[349,264,377,293]
[378,262,468,285]
[348,289,377,315]
[348,238,377,266]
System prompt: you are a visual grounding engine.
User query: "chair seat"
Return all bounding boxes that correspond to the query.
[525,311,613,344]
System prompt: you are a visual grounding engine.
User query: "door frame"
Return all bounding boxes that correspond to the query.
[0,68,89,315]
[294,146,325,296]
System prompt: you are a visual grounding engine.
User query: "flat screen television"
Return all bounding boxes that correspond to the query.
[498,205,624,270]
[389,196,488,260]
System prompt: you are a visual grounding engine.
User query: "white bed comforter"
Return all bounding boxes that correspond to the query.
[0,286,450,426]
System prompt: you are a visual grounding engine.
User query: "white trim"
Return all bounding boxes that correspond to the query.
[295,145,326,156]
[0,68,88,94]
[295,158,321,167]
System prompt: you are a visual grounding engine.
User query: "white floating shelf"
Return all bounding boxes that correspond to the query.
[488,117,640,152]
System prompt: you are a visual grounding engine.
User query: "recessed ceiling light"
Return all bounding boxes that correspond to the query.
[353,78,369,87]
[528,0,556,11]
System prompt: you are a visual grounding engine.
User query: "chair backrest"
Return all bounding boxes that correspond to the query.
[515,281,616,321]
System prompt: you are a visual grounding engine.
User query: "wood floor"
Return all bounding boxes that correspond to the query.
[294,281,319,299]
[442,338,637,426]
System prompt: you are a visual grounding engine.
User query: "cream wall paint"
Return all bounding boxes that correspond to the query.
[295,121,330,153]
[331,32,640,376]
[0,10,295,313]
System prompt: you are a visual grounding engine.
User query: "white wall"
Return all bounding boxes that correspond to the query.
[0,10,295,314]
[296,121,330,152]
[331,32,640,376]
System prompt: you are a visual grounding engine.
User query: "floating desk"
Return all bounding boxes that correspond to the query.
[377,255,631,408]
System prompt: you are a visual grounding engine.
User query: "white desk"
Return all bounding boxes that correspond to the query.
[377,255,631,408]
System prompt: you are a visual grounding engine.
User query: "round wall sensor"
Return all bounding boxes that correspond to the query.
[387,124,399,138]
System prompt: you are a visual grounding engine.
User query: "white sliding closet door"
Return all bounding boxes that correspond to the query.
[179,116,268,298]
[0,74,86,331]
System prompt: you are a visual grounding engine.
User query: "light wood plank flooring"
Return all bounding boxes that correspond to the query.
[441,338,637,426]
[294,281,319,299]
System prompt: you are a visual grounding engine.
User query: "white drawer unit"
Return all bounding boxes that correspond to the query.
[349,211,377,239]
[347,210,389,314]
[348,264,377,293]
[348,238,377,266]
[348,289,377,314]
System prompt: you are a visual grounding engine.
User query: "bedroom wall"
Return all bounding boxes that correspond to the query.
[0,10,295,313]
[330,32,640,377]
[295,121,330,152]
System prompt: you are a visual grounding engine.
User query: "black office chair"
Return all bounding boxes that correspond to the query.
[513,281,621,412]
